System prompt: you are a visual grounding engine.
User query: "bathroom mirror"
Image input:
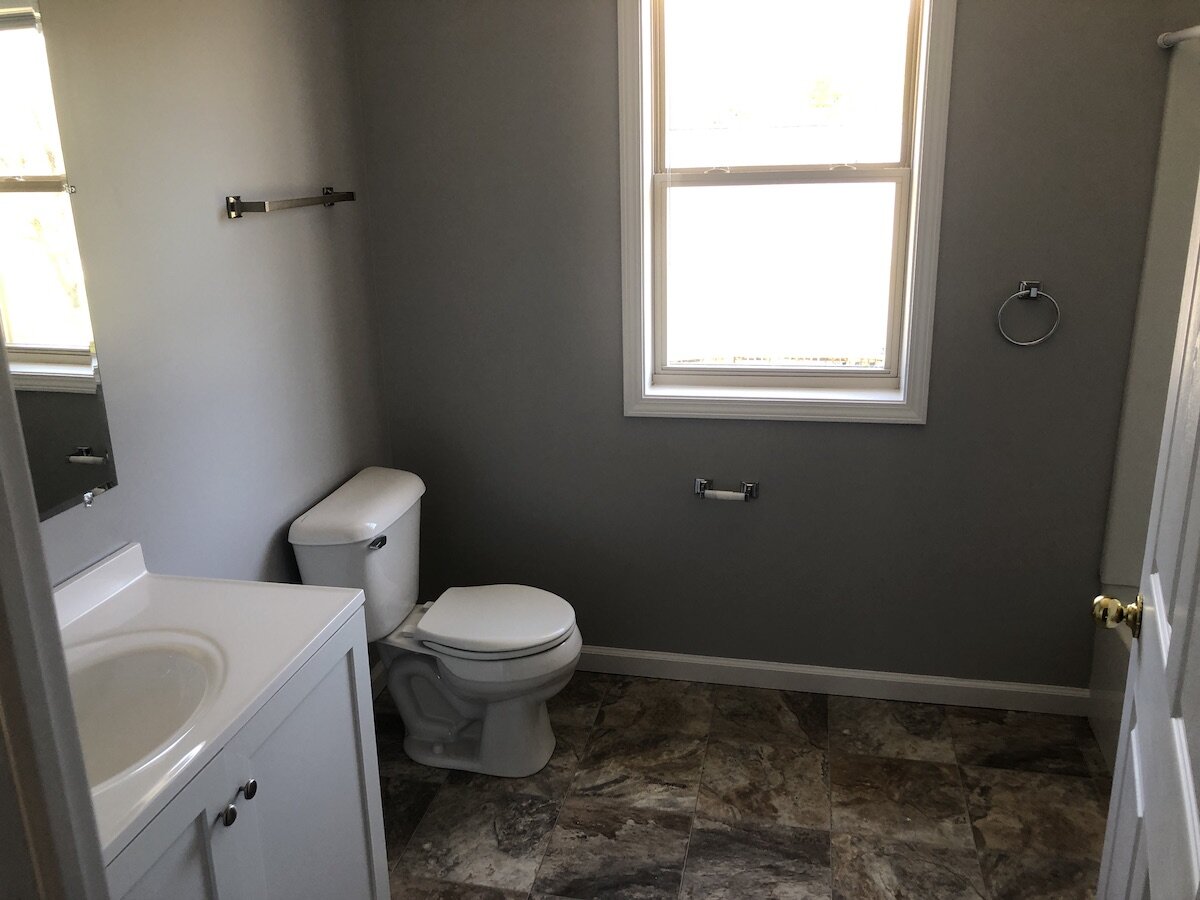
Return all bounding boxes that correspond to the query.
[1,6,117,519]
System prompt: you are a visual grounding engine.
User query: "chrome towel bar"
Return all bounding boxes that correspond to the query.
[225,186,355,219]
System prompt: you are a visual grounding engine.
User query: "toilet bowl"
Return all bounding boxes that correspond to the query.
[288,467,580,777]
[379,592,581,776]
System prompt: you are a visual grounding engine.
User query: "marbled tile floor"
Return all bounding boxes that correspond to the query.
[374,673,1112,900]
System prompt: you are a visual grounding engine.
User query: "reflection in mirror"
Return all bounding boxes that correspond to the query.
[1,5,116,518]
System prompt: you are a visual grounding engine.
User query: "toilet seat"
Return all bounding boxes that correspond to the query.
[420,630,574,661]
[414,584,576,658]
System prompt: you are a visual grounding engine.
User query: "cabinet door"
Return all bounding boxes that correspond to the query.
[106,751,264,900]
[225,610,387,899]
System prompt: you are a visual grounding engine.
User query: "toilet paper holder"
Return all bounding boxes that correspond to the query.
[694,478,759,501]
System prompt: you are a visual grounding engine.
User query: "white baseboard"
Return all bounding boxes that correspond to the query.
[578,645,1090,716]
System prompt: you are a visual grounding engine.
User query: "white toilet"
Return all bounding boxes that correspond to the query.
[288,466,581,777]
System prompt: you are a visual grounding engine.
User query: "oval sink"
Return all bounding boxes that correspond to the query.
[65,631,224,789]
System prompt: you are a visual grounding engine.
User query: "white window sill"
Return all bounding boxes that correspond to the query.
[10,359,99,394]
[625,382,927,424]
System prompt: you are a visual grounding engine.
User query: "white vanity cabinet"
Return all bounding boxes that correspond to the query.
[103,609,388,899]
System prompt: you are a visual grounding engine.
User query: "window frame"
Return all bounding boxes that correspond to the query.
[619,0,957,423]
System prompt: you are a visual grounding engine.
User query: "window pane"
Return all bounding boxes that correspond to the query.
[0,26,67,175]
[0,192,94,350]
[663,0,913,169]
[664,181,896,368]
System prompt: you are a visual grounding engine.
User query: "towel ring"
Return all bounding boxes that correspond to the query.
[998,281,1060,346]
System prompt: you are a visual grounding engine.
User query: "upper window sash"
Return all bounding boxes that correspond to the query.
[652,0,923,175]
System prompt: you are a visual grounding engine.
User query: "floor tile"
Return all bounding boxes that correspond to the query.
[1079,733,1116,810]
[831,833,987,900]
[377,730,452,783]
[680,817,832,900]
[533,797,692,900]
[963,765,1107,859]
[697,737,829,832]
[1093,773,1114,812]
[549,671,617,729]
[400,784,560,893]
[1077,727,1110,780]
[710,686,828,750]
[948,707,1092,776]
[829,697,955,764]
[979,850,1100,900]
[377,678,1120,900]
[380,774,442,868]
[570,727,706,813]
[389,875,527,899]
[595,676,715,737]
[830,754,973,849]
[448,725,589,801]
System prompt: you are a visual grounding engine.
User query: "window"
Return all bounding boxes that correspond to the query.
[0,6,97,393]
[620,0,956,422]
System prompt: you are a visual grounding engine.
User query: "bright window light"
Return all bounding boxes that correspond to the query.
[665,181,897,369]
[664,0,913,169]
[656,0,915,382]
[0,21,95,353]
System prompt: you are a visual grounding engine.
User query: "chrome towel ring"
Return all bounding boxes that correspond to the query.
[997,280,1060,346]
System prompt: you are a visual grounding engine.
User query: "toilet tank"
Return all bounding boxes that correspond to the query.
[288,467,426,642]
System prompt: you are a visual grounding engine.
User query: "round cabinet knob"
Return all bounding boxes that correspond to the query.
[220,804,238,827]
[239,779,258,800]
[1092,594,1143,639]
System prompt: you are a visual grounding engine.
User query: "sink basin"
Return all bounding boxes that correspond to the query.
[65,631,224,788]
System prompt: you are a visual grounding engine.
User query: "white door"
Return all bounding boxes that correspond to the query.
[1098,163,1200,898]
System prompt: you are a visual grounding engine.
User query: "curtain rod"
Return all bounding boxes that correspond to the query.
[1159,26,1200,48]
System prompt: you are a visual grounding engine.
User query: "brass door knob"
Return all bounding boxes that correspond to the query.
[1092,594,1142,639]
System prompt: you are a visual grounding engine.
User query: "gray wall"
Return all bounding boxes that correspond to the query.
[34,0,387,585]
[1103,40,1200,590]
[353,0,1190,688]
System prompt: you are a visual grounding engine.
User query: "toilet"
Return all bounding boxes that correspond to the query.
[288,467,581,778]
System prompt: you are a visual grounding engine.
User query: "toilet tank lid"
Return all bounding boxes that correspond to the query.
[288,467,426,546]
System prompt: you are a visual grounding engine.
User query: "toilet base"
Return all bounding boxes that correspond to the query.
[381,631,580,778]
[402,697,557,777]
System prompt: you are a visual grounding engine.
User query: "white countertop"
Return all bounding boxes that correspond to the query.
[54,544,364,862]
